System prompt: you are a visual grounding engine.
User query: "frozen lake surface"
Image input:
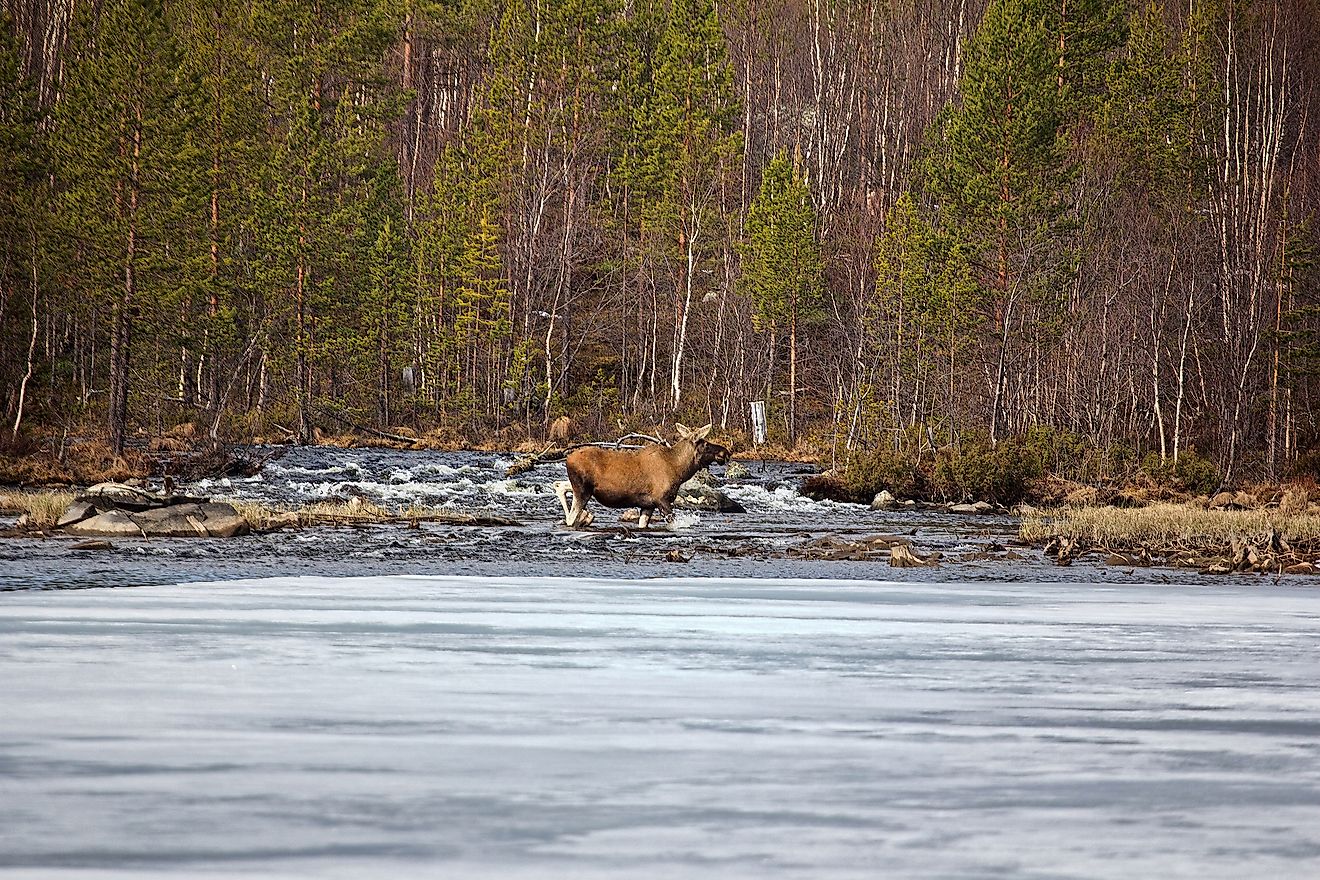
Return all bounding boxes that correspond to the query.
[3,574,1320,878]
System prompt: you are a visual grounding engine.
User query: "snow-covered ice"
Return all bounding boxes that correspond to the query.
[2,575,1319,878]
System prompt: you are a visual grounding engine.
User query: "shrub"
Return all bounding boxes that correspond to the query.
[839,445,922,500]
[931,433,1043,505]
[1142,448,1220,495]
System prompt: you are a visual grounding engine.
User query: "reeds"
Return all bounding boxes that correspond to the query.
[1021,503,1320,551]
[0,490,76,527]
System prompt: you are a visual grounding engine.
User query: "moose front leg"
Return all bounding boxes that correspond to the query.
[553,481,574,524]
[554,482,593,527]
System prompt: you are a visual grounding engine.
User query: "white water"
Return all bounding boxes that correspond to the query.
[3,575,1319,878]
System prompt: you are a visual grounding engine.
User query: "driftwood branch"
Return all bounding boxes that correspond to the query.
[316,404,418,444]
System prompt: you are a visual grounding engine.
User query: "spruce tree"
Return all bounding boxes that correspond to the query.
[924,0,1074,444]
[634,0,740,409]
[740,152,822,445]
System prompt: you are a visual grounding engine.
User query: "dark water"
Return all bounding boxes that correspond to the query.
[0,446,1302,591]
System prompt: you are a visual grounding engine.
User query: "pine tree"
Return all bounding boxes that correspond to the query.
[633,0,740,410]
[173,0,267,425]
[53,0,195,454]
[924,0,1075,444]
[251,0,399,441]
[740,152,822,445]
[0,11,45,439]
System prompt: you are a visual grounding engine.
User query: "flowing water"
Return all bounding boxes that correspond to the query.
[0,445,1276,590]
[2,447,1319,877]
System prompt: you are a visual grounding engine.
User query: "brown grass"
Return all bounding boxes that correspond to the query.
[1021,503,1320,551]
[0,441,150,486]
[0,490,76,527]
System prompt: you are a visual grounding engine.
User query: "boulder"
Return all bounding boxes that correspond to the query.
[56,501,98,528]
[674,478,745,513]
[1232,491,1258,509]
[66,510,143,537]
[949,501,995,515]
[70,539,114,551]
[889,543,935,567]
[870,490,898,511]
[724,461,750,480]
[63,502,249,538]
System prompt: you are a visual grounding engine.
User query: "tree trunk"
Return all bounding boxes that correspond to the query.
[11,233,38,441]
[110,99,143,457]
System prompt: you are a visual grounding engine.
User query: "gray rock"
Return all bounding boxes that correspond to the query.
[949,501,995,515]
[132,505,209,537]
[674,478,745,513]
[63,502,249,538]
[197,502,250,537]
[724,461,750,480]
[67,510,143,537]
[82,482,159,502]
[131,502,250,538]
[870,490,898,510]
[70,539,114,551]
[56,501,98,528]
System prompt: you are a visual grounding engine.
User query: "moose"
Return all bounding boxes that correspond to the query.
[554,424,730,528]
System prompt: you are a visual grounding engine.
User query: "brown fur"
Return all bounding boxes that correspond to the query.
[555,424,729,528]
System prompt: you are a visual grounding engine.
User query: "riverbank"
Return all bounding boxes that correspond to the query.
[0,489,517,535]
[1020,503,1320,574]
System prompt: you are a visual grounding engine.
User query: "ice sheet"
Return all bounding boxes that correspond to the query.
[2,575,1319,878]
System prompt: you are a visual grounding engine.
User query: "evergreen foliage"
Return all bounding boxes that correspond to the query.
[1,0,1317,482]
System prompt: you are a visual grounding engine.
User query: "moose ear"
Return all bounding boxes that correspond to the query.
[675,423,691,438]
[694,423,713,440]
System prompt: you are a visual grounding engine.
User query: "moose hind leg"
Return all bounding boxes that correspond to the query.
[638,508,654,528]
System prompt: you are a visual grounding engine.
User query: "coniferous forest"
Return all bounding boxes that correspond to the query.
[1,0,1318,484]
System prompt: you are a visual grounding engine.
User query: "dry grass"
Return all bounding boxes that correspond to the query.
[0,441,151,486]
[0,490,76,527]
[227,498,517,532]
[1021,503,1320,550]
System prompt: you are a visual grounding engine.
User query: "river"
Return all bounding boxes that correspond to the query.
[2,447,1318,877]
